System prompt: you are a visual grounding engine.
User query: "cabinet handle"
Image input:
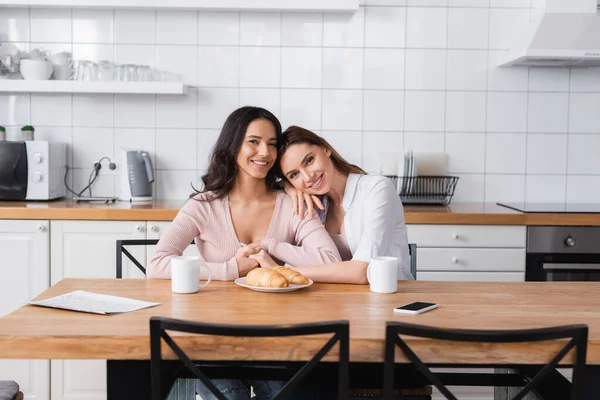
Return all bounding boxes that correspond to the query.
[135,224,144,232]
[150,225,158,232]
[37,224,46,232]
[452,233,459,240]
[451,257,458,264]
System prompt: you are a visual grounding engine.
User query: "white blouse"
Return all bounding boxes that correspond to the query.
[320,173,413,280]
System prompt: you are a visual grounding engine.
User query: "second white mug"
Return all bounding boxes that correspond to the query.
[171,256,211,294]
[367,257,398,294]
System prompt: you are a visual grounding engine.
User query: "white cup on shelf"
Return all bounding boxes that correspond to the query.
[367,257,398,294]
[171,256,211,294]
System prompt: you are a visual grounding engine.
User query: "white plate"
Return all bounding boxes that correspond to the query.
[234,277,314,293]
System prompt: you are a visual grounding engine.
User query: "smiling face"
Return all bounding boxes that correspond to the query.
[236,118,278,180]
[280,143,334,195]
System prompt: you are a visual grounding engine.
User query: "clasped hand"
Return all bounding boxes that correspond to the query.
[235,243,277,276]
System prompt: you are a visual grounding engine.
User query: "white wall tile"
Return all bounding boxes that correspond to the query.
[527,93,569,133]
[408,0,447,5]
[449,0,489,5]
[452,174,485,203]
[114,10,155,44]
[404,132,445,152]
[569,93,600,134]
[526,175,566,203]
[0,8,29,42]
[0,94,29,126]
[491,0,530,7]
[197,46,239,87]
[239,47,281,88]
[489,9,532,50]
[281,48,322,89]
[30,42,71,56]
[365,0,406,4]
[240,12,281,46]
[365,7,406,48]
[72,9,114,44]
[485,133,526,174]
[114,128,156,167]
[446,50,488,91]
[446,92,486,132]
[197,88,238,129]
[446,132,485,173]
[323,48,363,89]
[570,68,600,92]
[363,90,404,131]
[485,174,526,203]
[406,8,447,49]
[322,90,363,131]
[405,50,446,90]
[72,168,115,197]
[488,51,529,91]
[568,134,600,174]
[114,44,156,67]
[567,176,600,203]
[114,95,156,128]
[364,49,404,90]
[156,129,197,170]
[529,68,570,92]
[239,89,280,116]
[31,94,72,127]
[73,94,114,127]
[281,89,321,131]
[31,8,71,43]
[323,7,364,48]
[487,92,528,133]
[526,134,568,175]
[321,131,363,166]
[281,13,322,47]
[156,11,197,45]
[448,8,489,49]
[197,129,220,170]
[156,170,197,199]
[72,44,114,62]
[198,11,239,45]
[362,131,404,173]
[72,127,114,169]
[404,91,446,132]
[156,45,198,85]
[157,89,198,129]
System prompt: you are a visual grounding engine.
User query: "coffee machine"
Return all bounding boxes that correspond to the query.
[118,150,154,202]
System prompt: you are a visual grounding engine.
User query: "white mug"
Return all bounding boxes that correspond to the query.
[171,256,211,294]
[367,257,398,294]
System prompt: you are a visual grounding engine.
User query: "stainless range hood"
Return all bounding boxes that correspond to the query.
[500,13,600,68]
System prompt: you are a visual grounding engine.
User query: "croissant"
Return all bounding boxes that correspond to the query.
[246,268,288,288]
[271,266,309,285]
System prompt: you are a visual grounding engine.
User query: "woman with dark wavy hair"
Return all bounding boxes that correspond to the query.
[149,107,340,281]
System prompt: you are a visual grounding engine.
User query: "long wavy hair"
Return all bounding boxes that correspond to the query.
[279,126,366,178]
[191,106,282,201]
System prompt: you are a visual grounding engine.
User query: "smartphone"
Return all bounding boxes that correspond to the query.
[394,302,438,315]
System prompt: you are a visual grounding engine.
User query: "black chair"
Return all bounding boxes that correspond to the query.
[116,239,196,278]
[150,317,349,400]
[408,243,417,280]
[384,321,588,400]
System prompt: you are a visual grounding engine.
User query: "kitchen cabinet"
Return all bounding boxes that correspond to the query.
[50,220,146,400]
[0,220,50,400]
[146,221,199,262]
[407,225,526,282]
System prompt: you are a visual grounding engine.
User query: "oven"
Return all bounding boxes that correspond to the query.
[526,226,600,282]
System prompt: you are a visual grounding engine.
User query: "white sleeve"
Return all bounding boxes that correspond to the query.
[351,178,413,280]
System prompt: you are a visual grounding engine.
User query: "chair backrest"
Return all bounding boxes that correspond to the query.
[116,239,196,278]
[150,317,349,400]
[384,321,588,400]
[408,243,417,280]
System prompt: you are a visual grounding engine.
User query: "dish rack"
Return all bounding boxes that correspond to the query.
[385,175,459,205]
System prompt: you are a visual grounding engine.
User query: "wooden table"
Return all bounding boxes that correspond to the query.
[1,279,599,399]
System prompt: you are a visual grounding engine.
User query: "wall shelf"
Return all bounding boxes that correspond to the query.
[0,0,358,12]
[0,80,188,95]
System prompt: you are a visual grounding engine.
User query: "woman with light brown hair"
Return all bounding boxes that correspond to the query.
[271,126,413,284]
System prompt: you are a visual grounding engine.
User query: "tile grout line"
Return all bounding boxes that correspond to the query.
[523,67,531,203]
[482,0,491,204]
[564,68,572,204]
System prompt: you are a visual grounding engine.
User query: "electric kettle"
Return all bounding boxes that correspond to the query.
[118,150,154,202]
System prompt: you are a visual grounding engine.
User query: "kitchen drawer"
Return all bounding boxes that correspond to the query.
[417,248,525,272]
[407,225,526,248]
[418,271,525,282]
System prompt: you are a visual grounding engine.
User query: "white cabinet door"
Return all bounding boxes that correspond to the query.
[146,221,199,264]
[50,220,146,400]
[418,271,525,282]
[407,225,526,248]
[0,220,50,400]
[417,249,526,272]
